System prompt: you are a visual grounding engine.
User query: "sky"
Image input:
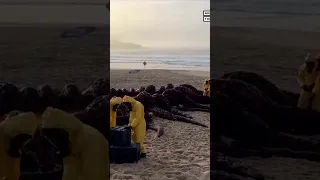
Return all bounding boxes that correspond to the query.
[111,0,210,49]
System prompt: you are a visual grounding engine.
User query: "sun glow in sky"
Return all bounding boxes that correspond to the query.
[111,0,210,49]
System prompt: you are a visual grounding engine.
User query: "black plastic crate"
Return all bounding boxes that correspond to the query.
[110,143,140,164]
[110,126,131,146]
[116,116,129,126]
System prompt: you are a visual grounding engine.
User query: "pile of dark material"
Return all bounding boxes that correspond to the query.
[0,78,211,178]
[211,71,320,179]
[113,84,210,129]
[0,79,211,131]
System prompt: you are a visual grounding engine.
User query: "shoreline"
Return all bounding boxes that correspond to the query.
[110,64,209,73]
[111,68,210,77]
[110,69,209,90]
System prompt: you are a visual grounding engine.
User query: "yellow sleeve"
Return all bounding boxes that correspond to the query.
[297,64,306,87]
[0,128,20,180]
[62,156,80,180]
[81,129,109,180]
[129,104,144,128]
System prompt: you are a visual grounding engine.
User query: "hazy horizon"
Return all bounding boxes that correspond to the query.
[111,0,210,49]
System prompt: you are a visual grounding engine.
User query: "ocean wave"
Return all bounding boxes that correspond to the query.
[110,51,210,68]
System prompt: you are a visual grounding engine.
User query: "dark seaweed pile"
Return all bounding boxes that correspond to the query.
[211,71,320,179]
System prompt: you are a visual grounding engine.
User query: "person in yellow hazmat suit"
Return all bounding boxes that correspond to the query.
[122,95,147,158]
[310,54,320,111]
[110,97,122,128]
[41,107,109,180]
[297,53,318,109]
[203,79,210,97]
[0,112,39,180]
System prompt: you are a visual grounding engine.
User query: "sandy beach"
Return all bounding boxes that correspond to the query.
[0,25,109,89]
[211,26,320,93]
[110,69,210,180]
[211,26,320,179]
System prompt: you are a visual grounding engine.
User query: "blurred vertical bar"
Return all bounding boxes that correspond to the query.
[0,0,110,179]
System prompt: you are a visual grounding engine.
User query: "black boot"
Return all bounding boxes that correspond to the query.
[140,153,146,158]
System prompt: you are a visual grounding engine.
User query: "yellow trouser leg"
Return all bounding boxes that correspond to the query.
[139,142,146,153]
[132,133,146,153]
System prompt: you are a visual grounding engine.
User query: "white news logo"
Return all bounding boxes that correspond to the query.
[203,10,210,22]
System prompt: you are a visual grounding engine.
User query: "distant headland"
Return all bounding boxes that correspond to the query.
[110,40,143,49]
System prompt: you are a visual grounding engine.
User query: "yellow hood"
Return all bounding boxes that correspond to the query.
[0,112,39,137]
[122,95,137,111]
[110,97,122,106]
[122,96,135,103]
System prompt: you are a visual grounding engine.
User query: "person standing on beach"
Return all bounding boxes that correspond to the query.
[203,79,210,97]
[297,53,318,109]
[122,96,147,158]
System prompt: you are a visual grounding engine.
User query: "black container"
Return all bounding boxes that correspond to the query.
[116,115,129,126]
[110,126,131,146]
[110,143,140,164]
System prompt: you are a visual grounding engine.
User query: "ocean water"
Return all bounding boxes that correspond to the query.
[211,0,320,31]
[110,49,210,72]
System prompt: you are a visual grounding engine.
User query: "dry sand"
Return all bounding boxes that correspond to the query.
[211,26,320,180]
[110,69,210,180]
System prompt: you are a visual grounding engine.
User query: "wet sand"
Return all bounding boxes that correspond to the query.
[211,26,320,180]
[110,69,210,180]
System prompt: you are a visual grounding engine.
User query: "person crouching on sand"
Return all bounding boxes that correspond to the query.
[297,53,318,109]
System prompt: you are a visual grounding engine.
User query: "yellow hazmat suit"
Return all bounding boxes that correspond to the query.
[297,59,318,109]
[122,96,147,156]
[41,107,109,180]
[203,80,210,97]
[110,97,122,128]
[0,112,39,180]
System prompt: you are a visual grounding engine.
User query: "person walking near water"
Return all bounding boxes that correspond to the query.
[297,53,318,109]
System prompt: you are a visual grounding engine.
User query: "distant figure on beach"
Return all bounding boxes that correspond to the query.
[297,53,318,109]
[143,61,147,69]
[122,96,147,158]
[310,54,320,112]
[203,79,210,97]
